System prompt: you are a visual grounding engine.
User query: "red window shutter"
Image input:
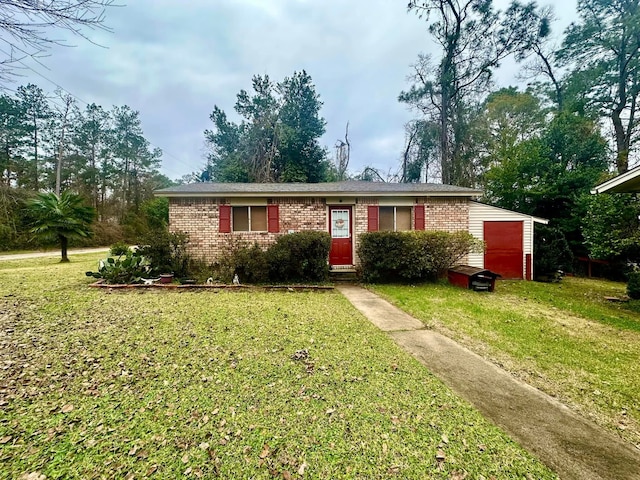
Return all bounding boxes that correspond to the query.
[414,205,425,230]
[219,205,231,233]
[367,205,379,232]
[267,204,279,233]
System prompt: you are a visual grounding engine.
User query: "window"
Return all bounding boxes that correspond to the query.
[378,206,412,231]
[233,206,267,232]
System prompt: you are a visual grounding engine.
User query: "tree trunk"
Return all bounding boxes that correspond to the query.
[33,116,39,191]
[612,107,629,173]
[55,96,72,196]
[60,235,69,263]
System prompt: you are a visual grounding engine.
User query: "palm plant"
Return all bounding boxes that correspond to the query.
[29,191,96,262]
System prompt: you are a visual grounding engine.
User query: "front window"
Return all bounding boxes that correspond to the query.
[379,206,412,231]
[233,206,267,232]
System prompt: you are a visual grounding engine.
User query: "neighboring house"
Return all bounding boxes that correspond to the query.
[155,181,546,279]
[591,165,640,193]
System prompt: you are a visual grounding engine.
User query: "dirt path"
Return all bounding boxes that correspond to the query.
[338,285,640,480]
[0,247,109,262]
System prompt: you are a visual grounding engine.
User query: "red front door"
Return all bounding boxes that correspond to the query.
[484,221,524,279]
[329,206,353,266]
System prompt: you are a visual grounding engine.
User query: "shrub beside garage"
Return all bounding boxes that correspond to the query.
[357,231,484,283]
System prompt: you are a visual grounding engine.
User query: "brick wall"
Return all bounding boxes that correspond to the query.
[168,196,470,264]
[169,197,326,261]
[421,198,469,232]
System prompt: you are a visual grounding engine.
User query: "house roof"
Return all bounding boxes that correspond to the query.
[155,181,482,198]
[591,165,640,194]
[470,201,549,224]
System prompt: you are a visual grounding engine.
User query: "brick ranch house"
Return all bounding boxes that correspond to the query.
[155,181,547,280]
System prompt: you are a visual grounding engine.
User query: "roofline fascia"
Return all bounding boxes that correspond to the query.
[470,200,549,224]
[155,191,482,198]
[591,166,640,194]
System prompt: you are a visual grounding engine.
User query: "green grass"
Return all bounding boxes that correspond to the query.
[371,278,640,448]
[0,254,555,479]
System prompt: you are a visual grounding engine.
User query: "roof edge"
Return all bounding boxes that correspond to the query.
[470,201,549,224]
[591,165,640,194]
[155,191,482,198]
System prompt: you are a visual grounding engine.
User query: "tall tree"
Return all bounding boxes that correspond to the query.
[558,0,640,173]
[275,70,328,182]
[0,93,26,186]
[400,0,543,186]
[474,87,546,183]
[73,103,112,211]
[204,71,329,183]
[484,111,608,253]
[110,106,162,217]
[28,191,95,262]
[50,90,77,195]
[16,83,51,190]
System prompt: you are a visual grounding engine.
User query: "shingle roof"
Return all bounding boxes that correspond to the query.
[155,181,482,197]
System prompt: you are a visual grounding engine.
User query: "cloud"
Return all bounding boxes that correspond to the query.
[9,0,577,181]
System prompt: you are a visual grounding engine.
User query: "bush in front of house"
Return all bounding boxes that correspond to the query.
[136,230,191,278]
[627,271,640,300]
[357,230,484,283]
[211,231,331,284]
[356,231,423,282]
[267,231,331,283]
[213,242,269,284]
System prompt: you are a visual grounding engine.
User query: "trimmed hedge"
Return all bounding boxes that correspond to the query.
[357,230,484,283]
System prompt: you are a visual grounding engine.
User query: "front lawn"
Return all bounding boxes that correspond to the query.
[0,255,555,479]
[371,277,640,448]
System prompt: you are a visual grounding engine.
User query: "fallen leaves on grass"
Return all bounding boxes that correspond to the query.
[259,444,271,459]
[19,473,46,480]
[0,258,557,479]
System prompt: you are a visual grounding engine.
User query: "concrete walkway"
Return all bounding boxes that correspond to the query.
[338,285,640,480]
[0,247,109,262]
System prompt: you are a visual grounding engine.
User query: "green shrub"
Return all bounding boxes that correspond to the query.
[534,225,574,279]
[110,241,131,256]
[356,232,422,282]
[213,242,269,284]
[627,271,640,300]
[85,250,151,284]
[136,229,190,277]
[266,231,331,283]
[357,230,483,283]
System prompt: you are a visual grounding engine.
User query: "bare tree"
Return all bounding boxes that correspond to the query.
[401,0,543,186]
[334,121,350,180]
[0,0,114,81]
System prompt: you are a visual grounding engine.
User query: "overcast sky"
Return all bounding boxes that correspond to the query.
[6,0,577,181]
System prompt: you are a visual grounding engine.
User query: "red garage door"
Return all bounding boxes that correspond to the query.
[484,221,524,279]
